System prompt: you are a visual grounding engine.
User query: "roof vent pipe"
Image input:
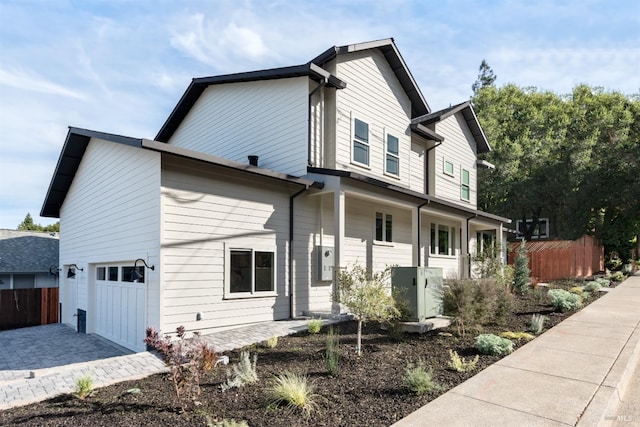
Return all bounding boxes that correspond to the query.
[248,155,259,167]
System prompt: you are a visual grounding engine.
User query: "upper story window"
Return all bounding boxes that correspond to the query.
[516,219,549,239]
[353,118,369,166]
[461,169,470,201]
[385,133,399,176]
[375,212,393,242]
[430,223,456,256]
[226,247,276,297]
[444,160,454,177]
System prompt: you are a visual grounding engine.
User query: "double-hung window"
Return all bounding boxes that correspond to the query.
[375,212,393,243]
[353,118,369,166]
[444,160,454,176]
[461,169,470,201]
[227,248,275,297]
[430,223,456,256]
[385,134,399,176]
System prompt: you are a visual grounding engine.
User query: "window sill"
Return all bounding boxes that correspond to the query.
[223,292,278,300]
[428,254,457,259]
[350,161,371,170]
[383,172,401,180]
[373,240,394,247]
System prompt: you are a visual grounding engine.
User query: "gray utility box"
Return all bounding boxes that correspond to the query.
[391,267,444,321]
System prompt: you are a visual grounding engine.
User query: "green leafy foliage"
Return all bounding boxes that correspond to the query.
[262,335,278,349]
[500,331,535,341]
[475,334,514,356]
[338,265,399,355]
[548,288,583,312]
[584,281,602,292]
[221,351,258,392]
[74,375,93,400]
[306,318,323,334]
[325,326,340,376]
[17,213,59,232]
[447,350,479,373]
[513,241,531,294]
[404,360,442,395]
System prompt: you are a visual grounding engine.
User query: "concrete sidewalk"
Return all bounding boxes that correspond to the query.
[393,273,640,427]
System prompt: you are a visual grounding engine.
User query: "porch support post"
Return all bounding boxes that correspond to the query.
[412,207,420,266]
[332,189,345,314]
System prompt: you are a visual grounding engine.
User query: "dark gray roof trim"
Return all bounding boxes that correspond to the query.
[141,139,323,189]
[410,123,444,142]
[308,167,510,224]
[155,63,346,142]
[311,38,430,118]
[40,128,143,218]
[41,128,323,218]
[412,101,491,154]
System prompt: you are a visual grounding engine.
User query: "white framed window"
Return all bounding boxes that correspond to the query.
[352,118,370,166]
[225,246,276,298]
[516,218,549,239]
[443,160,454,177]
[385,133,399,176]
[476,231,496,254]
[430,223,456,256]
[461,168,470,201]
[375,212,393,243]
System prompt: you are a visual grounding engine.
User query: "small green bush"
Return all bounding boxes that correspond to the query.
[584,281,602,292]
[610,271,625,282]
[306,318,323,334]
[75,375,93,400]
[266,371,319,417]
[475,334,514,356]
[221,351,258,392]
[263,335,278,349]
[529,313,546,334]
[548,288,583,312]
[569,286,584,295]
[595,277,611,287]
[447,350,479,372]
[325,326,340,376]
[404,360,442,395]
[500,331,535,341]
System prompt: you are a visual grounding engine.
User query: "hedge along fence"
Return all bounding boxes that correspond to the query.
[507,235,604,282]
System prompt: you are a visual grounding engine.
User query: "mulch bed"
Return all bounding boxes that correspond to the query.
[0,280,615,427]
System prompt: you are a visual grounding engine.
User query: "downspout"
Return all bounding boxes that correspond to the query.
[308,81,325,167]
[466,214,478,278]
[423,141,442,195]
[416,200,429,266]
[289,186,308,319]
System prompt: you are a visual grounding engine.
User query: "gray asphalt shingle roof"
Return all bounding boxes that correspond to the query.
[0,230,59,273]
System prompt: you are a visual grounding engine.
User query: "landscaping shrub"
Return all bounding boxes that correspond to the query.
[404,360,442,395]
[447,350,479,372]
[325,326,340,376]
[513,240,531,294]
[265,371,319,417]
[569,286,584,295]
[306,318,323,334]
[74,375,93,400]
[475,334,514,356]
[610,271,625,282]
[443,278,511,335]
[221,351,258,392]
[338,265,399,355]
[529,313,546,334]
[144,326,218,411]
[584,281,602,292]
[263,335,278,349]
[548,289,583,312]
[500,331,535,341]
[595,277,611,287]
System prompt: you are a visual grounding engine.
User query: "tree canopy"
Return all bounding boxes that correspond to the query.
[472,81,640,260]
[17,213,60,232]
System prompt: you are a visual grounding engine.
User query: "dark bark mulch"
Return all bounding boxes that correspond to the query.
[0,281,611,427]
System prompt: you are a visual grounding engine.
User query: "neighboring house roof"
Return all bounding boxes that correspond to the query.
[308,168,511,224]
[156,63,347,142]
[41,128,324,218]
[310,38,430,118]
[0,229,59,274]
[412,101,491,154]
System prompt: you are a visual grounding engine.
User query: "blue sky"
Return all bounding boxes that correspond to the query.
[0,0,638,229]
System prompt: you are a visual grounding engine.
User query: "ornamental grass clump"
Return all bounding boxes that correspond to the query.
[548,288,583,312]
[500,331,535,341]
[74,375,94,400]
[144,326,218,412]
[221,351,258,392]
[404,359,442,395]
[325,326,340,376]
[263,335,278,349]
[306,318,323,334]
[447,350,479,373]
[529,313,546,334]
[266,371,319,417]
[475,333,514,356]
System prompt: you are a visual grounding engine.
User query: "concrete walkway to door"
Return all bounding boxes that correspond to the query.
[0,318,332,410]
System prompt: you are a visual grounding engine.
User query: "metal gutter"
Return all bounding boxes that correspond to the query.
[289,186,308,319]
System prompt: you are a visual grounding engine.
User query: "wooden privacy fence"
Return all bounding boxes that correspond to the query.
[0,287,59,330]
[508,235,604,282]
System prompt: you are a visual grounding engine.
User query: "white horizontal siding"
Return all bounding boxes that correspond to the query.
[59,138,161,331]
[167,77,309,176]
[433,113,478,208]
[334,50,414,187]
[159,157,293,334]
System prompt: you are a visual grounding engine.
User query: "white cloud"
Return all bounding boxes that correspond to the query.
[0,68,86,100]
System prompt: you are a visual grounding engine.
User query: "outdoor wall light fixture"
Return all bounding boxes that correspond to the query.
[49,266,61,276]
[131,258,155,282]
[67,264,83,278]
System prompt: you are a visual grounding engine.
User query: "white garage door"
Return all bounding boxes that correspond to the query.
[95,264,146,352]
